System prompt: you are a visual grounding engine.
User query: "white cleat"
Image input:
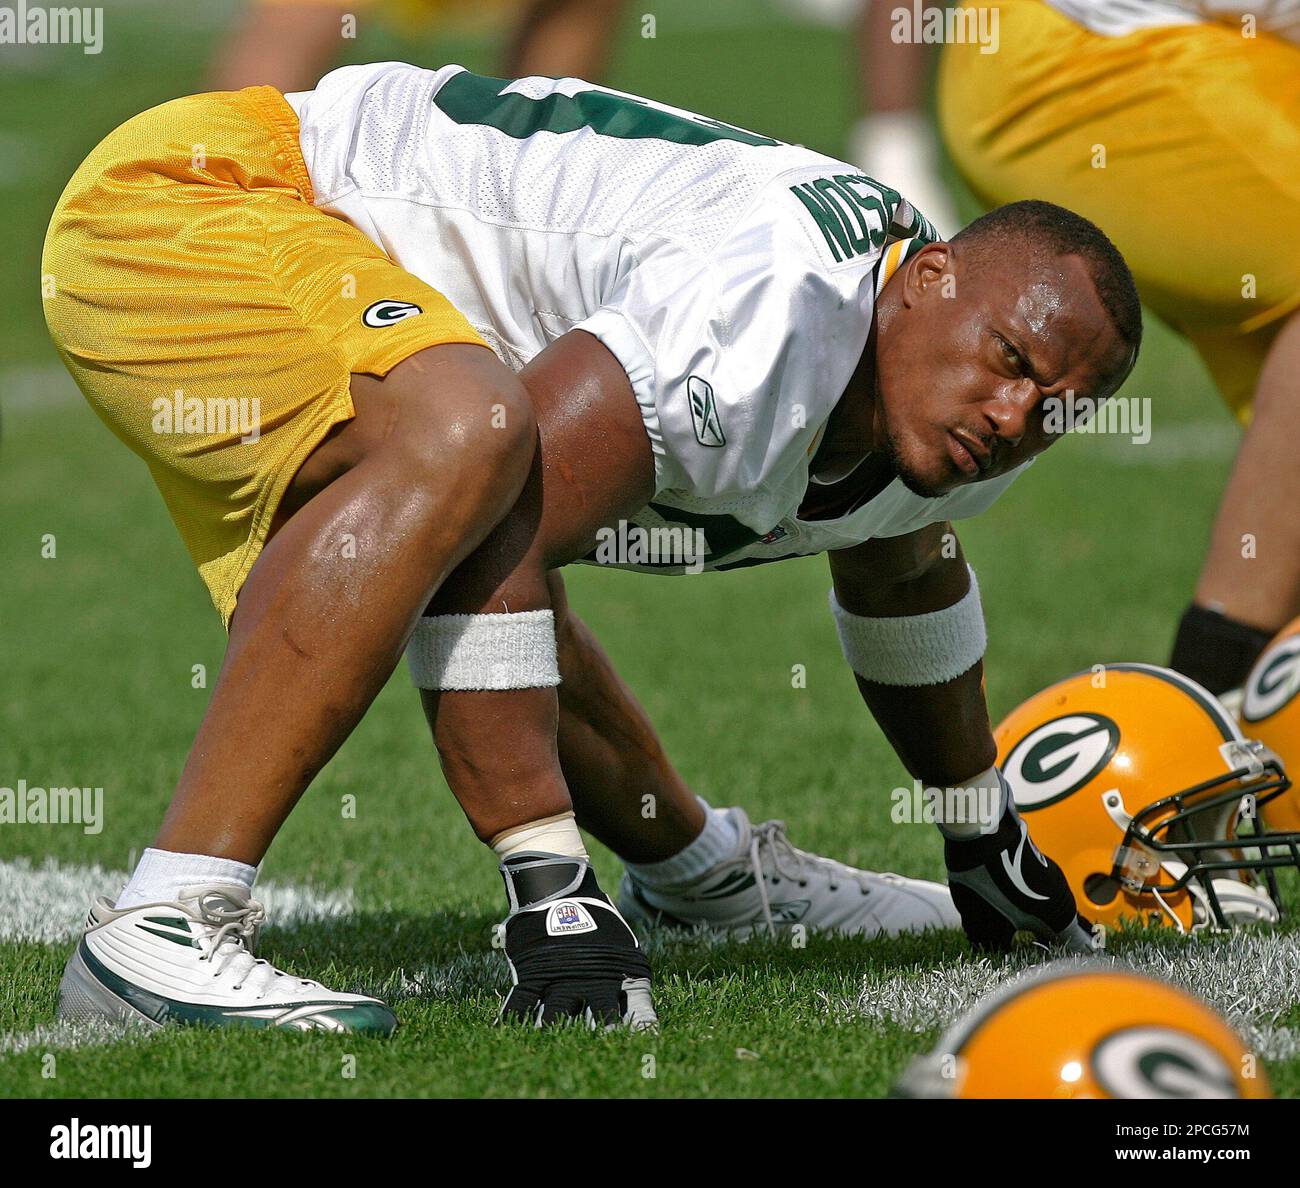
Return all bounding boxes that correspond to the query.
[618,807,962,939]
[57,883,397,1035]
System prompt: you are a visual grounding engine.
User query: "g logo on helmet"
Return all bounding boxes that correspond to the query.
[1242,634,1300,723]
[1092,1026,1240,1099]
[1001,713,1119,811]
[362,300,424,328]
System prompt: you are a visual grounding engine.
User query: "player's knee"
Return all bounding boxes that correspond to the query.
[442,379,536,529]
[397,367,535,497]
[469,376,536,486]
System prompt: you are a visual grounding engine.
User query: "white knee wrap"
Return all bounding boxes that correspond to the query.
[407,610,561,691]
[829,565,986,687]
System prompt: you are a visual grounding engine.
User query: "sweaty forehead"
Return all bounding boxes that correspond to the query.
[1016,275,1079,335]
[1006,259,1124,379]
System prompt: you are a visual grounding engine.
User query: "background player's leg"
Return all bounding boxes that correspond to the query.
[210,1,353,93]
[152,346,534,863]
[505,0,624,80]
[849,1,957,236]
[1184,309,1300,647]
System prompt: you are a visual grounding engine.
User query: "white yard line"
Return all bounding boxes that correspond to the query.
[0,1017,153,1057]
[0,855,354,945]
[845,929,1300,1060]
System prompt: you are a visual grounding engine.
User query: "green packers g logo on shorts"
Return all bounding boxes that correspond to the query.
[362,300,423,328]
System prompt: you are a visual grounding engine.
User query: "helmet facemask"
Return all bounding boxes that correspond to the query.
[1108,741,1298,930]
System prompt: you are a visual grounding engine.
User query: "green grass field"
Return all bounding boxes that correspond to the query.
[2,0,1295,1099]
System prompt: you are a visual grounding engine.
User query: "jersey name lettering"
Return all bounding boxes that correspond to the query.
[790,174,902,263]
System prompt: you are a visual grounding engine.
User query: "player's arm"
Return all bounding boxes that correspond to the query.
[414,328,658,1027]
[828,524,993,786]
[828,527,1096,953]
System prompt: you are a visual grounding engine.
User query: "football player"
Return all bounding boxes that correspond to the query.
[939,0,1300,705]
[43,63,1133,1033]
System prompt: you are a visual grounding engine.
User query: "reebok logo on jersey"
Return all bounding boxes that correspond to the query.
[362,300,423,328]
[687,376,725,447]
[546,901,597,936]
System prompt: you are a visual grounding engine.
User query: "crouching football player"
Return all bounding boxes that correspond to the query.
[288,65,1134,1020]
[43,63,1131,1034]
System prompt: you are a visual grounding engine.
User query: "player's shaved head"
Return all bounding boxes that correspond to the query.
[952,199,1142,366]
[865,198,1142,499]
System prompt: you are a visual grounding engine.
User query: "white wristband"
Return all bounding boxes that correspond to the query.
[406,610,560,691]
[829,565,986,687]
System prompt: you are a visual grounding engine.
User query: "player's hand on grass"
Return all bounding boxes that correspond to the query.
[943,775,1098,955]
[497,853,657,1030]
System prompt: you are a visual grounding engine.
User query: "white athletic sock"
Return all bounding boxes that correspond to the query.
[624,798,741,888]
[114,847,259,910]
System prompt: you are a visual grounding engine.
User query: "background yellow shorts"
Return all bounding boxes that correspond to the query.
[42,86,487,627]
[939,0,1300,422]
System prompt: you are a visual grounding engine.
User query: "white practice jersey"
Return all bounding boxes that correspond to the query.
[1043,0,1300,40]
[287,62,1028,575]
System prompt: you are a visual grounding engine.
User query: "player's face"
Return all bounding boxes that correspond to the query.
[875,249,1135,499]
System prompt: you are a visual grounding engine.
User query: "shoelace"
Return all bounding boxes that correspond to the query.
[196,898,297,998]
[747,819,875,937]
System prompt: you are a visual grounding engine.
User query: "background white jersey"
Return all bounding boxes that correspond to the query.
[287,62,1027,574]
[1043,0,1300,41]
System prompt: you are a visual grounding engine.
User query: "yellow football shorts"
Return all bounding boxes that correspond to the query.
[42,86,487,627]
[939,0,1300,422]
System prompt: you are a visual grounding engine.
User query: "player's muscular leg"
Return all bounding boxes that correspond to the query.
[418,330,655,841]
[412,332,659,1027]
[1194,309,1300,631]
[153,344,534,861]
[548,570,706,863]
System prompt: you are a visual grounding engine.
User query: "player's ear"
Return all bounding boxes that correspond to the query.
[900,241,954,307]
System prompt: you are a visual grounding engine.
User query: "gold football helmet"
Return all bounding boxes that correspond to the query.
[895,964,1270,1099]
[994,663,1299,932]
[1241,616,1300,833]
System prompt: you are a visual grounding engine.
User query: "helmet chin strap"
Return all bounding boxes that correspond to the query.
[1185,872,1280,930]
[1149,882,1188,935]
